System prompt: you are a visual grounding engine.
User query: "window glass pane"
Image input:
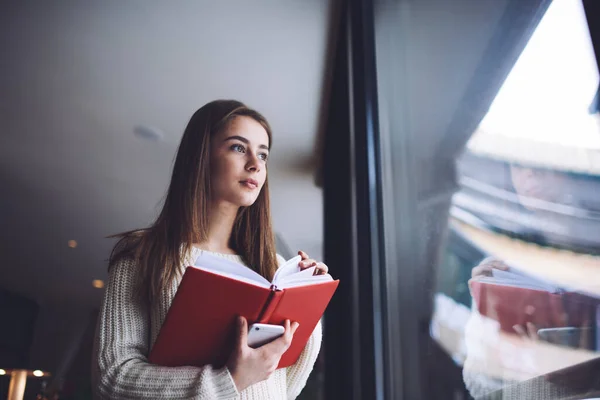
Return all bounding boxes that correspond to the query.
[431,0,600,398]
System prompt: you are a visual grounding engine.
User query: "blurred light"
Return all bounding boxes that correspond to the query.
[33,370,43,377]
[0,369,5,375]
[92,280,105,289]
[68,240,78,248]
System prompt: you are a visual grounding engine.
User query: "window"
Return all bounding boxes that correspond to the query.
[432,0,600,397]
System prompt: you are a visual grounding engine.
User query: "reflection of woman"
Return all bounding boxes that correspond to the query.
[461,164,565,397]
[462,252,597,398]
[92,100,328,399]
[463,256,548,397]
[509,164,568,208]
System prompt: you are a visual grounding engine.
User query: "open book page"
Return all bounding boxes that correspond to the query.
[272,256,333,288]
[193,252,271,288]
[275,266,333,288]
[193,252,333,290]
[272,255,303,282]
[479,261,563,293]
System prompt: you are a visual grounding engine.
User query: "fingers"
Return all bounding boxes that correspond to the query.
[526,322,539,340]
[471,265,492,278]
[298,250,309,260]
[264,320,298,354]
[236,316,248,348]
[279,320,294,350]
[471,257,509,278]
[299,260,329,275]
[291,321,300,334]
[297,252,329,275]
[313,262,328,276]
[488,260,509,271]
[513,322,539,341]
[513,324,527,338]
[298,258,316,269]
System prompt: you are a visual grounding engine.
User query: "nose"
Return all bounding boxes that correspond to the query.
[245,152,261,172]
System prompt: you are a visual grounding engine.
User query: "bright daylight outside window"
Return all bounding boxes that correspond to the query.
[431,0,600,398]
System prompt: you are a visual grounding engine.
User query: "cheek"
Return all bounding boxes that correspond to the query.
[212,155,237,178]
[209,161,235,194]
[259,169,268,187]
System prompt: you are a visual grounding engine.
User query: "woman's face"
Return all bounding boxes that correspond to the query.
[210,116,270,207]
[509,165,563,203]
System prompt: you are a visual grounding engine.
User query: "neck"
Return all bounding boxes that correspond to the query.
[195,201,239,254]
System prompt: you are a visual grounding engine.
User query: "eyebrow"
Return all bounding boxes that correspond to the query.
[224,135,269,150]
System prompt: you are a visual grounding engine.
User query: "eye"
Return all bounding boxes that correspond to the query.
[231,144,246,153]
[258,152,269,161]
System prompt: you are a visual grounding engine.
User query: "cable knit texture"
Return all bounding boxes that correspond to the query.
[92,248,322,399]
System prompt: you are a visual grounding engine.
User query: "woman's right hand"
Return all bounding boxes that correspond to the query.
[226,316,299,392]
[471,256,509,279]
[468,256,509,295]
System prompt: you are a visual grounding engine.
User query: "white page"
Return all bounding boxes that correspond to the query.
[272,255,303,283]
[274,261,334,288]
[193,252,333,290]
[278,266,318,283]
[477,278,556,292]
[193,252,271,288]
[278,274,333,289]
[486,263,561,293]
[280,277,334,288]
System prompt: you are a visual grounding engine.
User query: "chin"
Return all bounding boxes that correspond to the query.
[234,194,260,208]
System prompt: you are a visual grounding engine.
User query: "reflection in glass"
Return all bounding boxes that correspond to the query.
[431,0,600,398]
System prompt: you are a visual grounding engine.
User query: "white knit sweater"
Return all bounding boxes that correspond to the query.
[92,247,322,399]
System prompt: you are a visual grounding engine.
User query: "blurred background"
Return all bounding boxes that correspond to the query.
[1,0,600,399]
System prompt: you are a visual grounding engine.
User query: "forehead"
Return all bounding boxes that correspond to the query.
[218,116,270,146]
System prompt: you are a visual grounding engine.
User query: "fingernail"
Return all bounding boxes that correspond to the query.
[311,262,317,266]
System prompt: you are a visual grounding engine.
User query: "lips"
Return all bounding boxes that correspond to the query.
[240,179,259,189]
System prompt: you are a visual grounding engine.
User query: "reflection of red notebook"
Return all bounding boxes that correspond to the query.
[148,253,339,369]
[470,268,598,334]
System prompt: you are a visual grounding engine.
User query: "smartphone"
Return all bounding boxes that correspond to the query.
[537,327,593,349]
[247,323,285,348]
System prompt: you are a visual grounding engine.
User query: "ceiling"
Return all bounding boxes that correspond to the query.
[0,1,334,309]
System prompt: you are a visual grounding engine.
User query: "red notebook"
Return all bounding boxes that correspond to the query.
[470,267,598,334]
[148,253,339,369]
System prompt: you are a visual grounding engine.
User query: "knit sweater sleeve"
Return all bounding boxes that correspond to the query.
[92,257,239,400]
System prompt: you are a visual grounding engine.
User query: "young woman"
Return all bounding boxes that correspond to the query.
[92,100,329,399]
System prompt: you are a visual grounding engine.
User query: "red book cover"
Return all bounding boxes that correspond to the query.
[470,280,566,333]
[148,255,339,369]
[264,282,338,367]
[471,274,599,334]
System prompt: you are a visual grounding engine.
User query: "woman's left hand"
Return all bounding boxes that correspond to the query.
[513,322,539,341]
[298,250,329,276]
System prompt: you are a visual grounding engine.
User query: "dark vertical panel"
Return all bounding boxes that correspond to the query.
[372,4,423,396]
[347,0,386,399]
[583,0,600,75]
[322,5,357,399]
[323,0,386,399]
[583,0,600,114]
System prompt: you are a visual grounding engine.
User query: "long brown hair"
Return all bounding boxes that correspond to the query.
[109,100,279,305]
